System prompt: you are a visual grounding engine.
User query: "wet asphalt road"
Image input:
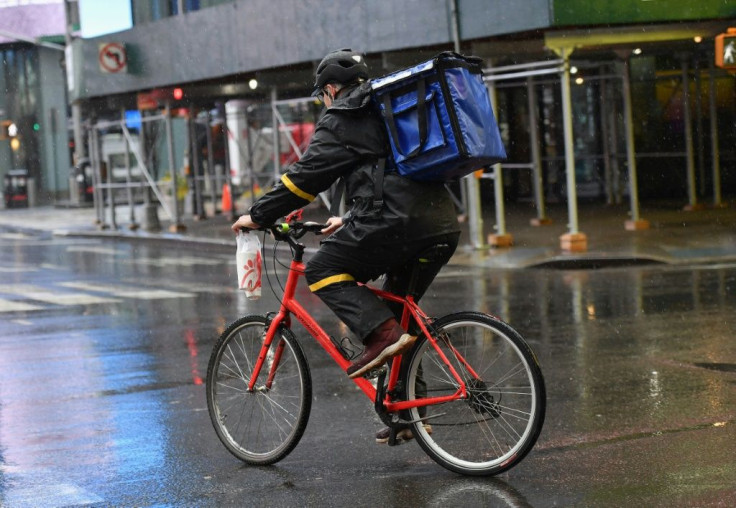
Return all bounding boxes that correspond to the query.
[0,229,734,507]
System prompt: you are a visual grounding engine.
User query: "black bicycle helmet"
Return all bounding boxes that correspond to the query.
[312,49,369,96]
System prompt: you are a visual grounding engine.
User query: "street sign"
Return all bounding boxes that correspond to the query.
[137,91,158,110]
[715,28,736,70]
[98,42,128,74]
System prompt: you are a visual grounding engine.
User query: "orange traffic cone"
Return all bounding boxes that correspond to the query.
[221,183,232,212]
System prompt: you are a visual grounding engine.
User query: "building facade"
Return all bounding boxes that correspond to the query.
[3,0,736,206]
[69,0,736,205]
[0,0,69,204]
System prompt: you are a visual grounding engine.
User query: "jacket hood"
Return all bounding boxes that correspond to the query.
[329,81,374,111]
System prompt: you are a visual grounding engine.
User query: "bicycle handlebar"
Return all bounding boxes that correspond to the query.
[240,221,327,241]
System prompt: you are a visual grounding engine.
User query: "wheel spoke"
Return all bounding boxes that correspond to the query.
[405,314,545,475]
[207,317,311,465]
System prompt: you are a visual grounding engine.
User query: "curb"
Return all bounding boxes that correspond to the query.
[2,221,735,271]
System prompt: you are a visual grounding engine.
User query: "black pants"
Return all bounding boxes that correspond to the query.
[304,233,459,343]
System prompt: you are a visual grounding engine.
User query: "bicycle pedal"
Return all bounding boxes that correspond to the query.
[386,427,414,447]
[387,436,411,447]
[364,365,388,379]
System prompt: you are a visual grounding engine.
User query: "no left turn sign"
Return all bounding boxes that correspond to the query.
[98,43,128,74]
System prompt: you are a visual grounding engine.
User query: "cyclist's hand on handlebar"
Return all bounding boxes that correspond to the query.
[321,216,343,236]
[231,214,261,233]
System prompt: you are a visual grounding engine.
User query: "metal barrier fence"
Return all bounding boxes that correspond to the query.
[89,104,236,232]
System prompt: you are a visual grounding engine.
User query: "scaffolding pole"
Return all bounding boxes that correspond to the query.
[558,48,587,251]
[620,59,649,230]
[708,60,723,207]
[527,76,549,225]
[164,101,185,231]
[682,57,699,210]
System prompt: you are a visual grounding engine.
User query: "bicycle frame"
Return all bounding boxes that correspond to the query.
[246,252,470,414]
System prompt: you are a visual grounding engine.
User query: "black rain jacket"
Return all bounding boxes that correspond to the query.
[249,82,459,247]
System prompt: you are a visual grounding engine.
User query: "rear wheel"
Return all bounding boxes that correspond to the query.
[402,312,545,476]
[206,315,311,465]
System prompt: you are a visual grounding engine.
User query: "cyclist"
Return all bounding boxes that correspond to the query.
[231,49,460,384]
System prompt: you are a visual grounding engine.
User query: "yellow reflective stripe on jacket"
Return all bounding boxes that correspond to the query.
[308,273,355,292]
[281,174,315,202]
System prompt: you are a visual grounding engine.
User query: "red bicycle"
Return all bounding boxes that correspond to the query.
[206,221,545,476]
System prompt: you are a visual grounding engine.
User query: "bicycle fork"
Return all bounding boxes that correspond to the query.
[247,312,289,392]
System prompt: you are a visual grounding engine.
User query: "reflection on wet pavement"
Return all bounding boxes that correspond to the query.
[0,232,734,506]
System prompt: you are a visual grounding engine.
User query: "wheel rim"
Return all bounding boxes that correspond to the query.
[210,321,306,460]
[407,319,540,471]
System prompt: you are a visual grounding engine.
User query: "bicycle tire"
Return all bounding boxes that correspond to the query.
[206,315,312,465]
[401,311,545,476]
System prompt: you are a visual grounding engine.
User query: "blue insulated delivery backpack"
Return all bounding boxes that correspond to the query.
[370,52,506,182]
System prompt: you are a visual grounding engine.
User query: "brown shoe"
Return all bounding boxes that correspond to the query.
[346,319,416,379]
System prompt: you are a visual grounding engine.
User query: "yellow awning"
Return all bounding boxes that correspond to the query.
[545,24,722,55]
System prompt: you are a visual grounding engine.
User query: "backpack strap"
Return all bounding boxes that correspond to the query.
[381,79,427,158]
[372,158,386,211]
[329,177,345,217]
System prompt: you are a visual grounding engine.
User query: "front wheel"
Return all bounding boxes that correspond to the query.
[206,315,312,465]
[401,312,545,476]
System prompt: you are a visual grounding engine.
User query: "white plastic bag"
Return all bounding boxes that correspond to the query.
[236,231,262,299]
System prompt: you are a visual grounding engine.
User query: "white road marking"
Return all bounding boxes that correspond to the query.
[0,298,44,313]
[122,277,235,294]
[0,232,34,240]
[123,256,226,267]
[2,284,121,306]
[4,483,104,507]
[60,281,195,300]
[66,245,120,255]
[0,466,104,507]
[0,266,38,273]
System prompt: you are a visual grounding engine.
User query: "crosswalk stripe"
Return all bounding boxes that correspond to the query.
[0,465,104,507]
[4,483,104,507]
[0,266,38,273]
[1,285,120,306]
[0,298,45,313]
[121,277,235,294]
[123,256,227,267]
[0,232,34,240]
[60,282,195,300]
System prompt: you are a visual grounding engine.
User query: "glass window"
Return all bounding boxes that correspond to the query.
[199,0,234,9]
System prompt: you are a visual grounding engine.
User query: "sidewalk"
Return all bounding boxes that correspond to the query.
[1,199,735,269]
